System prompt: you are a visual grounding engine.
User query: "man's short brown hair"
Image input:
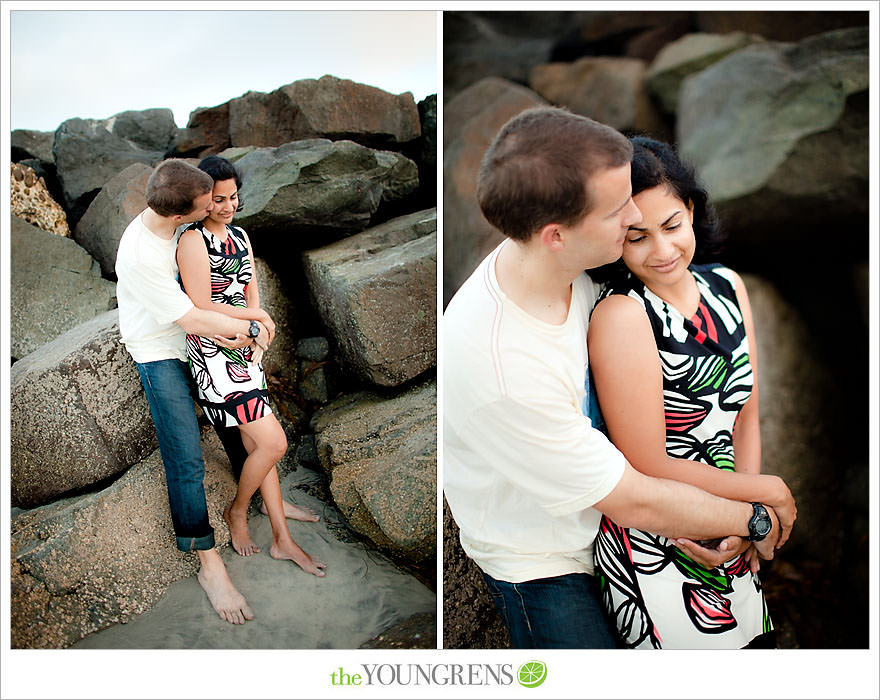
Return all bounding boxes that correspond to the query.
[146,159,214,217]
[476,107,633,241]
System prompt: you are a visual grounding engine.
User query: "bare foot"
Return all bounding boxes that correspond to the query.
[197,561,254,625]
[261,499,320,522]
[270,539,327,577]
[224,501,261,556]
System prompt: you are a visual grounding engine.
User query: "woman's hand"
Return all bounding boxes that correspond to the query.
[766,475,796,549]
[250,342,265,366]
[673,535,750,569]
[254,310,276,345]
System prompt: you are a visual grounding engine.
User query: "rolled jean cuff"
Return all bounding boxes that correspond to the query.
[176,529,215,552]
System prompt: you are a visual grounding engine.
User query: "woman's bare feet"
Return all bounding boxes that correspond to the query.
[196,549,254,625]
[270,538,327,577]
[260,499,320,522]
[224,501,261,556]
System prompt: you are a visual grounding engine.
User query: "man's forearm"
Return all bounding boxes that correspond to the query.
[176,306,254,338]
[596,462,754,541]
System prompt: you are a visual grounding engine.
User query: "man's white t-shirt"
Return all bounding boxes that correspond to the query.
[115,213,194,363]
[443,242,626,583]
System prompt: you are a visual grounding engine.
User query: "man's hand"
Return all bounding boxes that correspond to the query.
[213,332,251,350]
[673,535,750,569]
[752,505,782,561]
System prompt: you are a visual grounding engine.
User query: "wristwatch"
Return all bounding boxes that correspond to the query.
[248,320,260,339]
[747,502,772,542]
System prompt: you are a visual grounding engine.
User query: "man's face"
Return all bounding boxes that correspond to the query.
[559,164,642,270]
[178,191,214,223]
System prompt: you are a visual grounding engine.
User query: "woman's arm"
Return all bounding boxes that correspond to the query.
[730,271,761,475]
[177,229,273,328]
[240,229,275,344]
[587,293,793,538]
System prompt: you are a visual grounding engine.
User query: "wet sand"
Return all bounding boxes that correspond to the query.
[73,469,436,649]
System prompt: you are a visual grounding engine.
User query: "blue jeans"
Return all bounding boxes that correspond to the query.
[483,572,618,649]
[136,359,215,552]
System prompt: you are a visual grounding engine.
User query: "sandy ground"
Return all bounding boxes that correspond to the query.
[72,469,436,649]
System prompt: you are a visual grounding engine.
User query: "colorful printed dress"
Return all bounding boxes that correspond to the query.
[184,223,272,428]
[591,263,771,649]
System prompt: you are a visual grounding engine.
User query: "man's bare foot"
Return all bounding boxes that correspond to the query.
[261,499,320,522]
[270,539,327,577]
[224,501,261,556]
[196,550,254,625]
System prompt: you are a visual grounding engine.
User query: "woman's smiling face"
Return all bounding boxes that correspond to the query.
[622,185,696,290]
[205,178,238,227]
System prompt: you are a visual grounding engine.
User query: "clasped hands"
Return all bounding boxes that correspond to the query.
[213,310,276,365]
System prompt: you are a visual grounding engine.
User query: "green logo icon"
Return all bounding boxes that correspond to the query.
[517,660,547,688]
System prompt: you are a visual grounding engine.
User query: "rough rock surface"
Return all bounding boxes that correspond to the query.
[11,216,116,360]
[302,209,436,387]
[443,77,545,306]
[74,163,153,277]
[646,32,763,114]
[11,310,156,508]
[172,102,231,157]
[53,108,177,220]
[252,256,297,383]
[10,162,70,237]
[231,139,420,252]
[11,432,236,649]
[742,274,841,564]
[228,75,421,150]
[442,500,510,649]
[529,56,666,135]
[12,128,55,164]
[677,27,868,254]
[311,381,436,564]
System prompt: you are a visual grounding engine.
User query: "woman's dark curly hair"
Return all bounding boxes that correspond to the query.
[590,136,725,284]
[197,155,244,212]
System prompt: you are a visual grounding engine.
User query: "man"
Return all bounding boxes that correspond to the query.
[115,159,303,624]
[443,107,787,648]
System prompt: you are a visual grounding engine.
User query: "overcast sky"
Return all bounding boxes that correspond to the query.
[8,8,437,132]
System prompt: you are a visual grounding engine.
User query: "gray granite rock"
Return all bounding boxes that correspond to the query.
[311,380,436,564]
[302,209,436,387]
[11,310,155,508]
[11,216,116,359]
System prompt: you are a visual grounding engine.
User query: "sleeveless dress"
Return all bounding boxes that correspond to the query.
[591,263,771,649]
[183,223,272,428]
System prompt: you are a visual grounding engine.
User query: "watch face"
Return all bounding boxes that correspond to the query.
[756,517,772,536]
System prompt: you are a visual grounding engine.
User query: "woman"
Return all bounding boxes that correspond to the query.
[177,155,326,577]
[588,137,795,648]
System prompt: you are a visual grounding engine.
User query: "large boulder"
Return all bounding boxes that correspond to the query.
[12,128,55,164]
[11,432,236,649]
[443,77,545,306]
[11,310,157,508]
[53,108,177,222]
[677,28,868,258]
[172,103,231,157]
[694,10,867,42]
[228,75,421,150]
[11,216,116,360]
[231,139,419,251]
[74,163,153,277]
[742,274,841,565]
[10,163,70,237]
[529,56,667,136]
[311,381,436,564]
[646,32,763,114]
[302,209,436,388]
[252,257,298,383]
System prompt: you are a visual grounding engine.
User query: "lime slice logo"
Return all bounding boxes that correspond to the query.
[517,660,547,688]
